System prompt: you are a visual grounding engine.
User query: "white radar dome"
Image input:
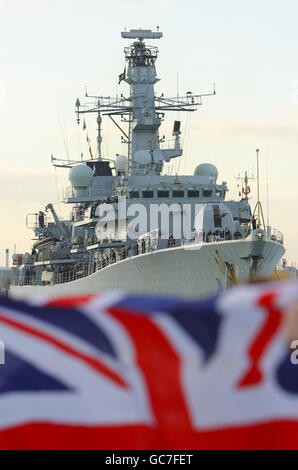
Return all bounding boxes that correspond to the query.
[115,154,128,172]
[134,150,151,166]
[69,164,93,189]
[194,163,218,182]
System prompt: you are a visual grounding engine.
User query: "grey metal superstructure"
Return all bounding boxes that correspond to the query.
[10,29,285,299]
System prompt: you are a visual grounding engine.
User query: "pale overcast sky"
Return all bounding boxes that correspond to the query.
[0,0,297,265]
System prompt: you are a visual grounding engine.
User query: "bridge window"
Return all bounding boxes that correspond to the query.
[216,190,222,198]
[129,191,139,199]
[142,190,154,198]
[203,190,213,197]
[173,190,184,198]
[188,190,200,197]
[157,190,169,198]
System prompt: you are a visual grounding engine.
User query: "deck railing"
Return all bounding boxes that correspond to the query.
[266,226,284,245]
[12,225,284,287]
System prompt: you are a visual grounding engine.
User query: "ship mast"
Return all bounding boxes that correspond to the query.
[74,28,215,175]
[252,148,265,228]
[121,29,164,174]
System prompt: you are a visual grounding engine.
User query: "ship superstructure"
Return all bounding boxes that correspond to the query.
[10,29,285,299]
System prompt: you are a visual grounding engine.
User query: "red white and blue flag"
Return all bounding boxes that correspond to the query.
[0,281,298,450]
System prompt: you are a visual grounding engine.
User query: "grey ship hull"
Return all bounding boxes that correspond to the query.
[9,238,285,299]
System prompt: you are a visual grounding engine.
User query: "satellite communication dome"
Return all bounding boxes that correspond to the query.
[194,163,218,182]
[115,154,128,172]
[69,164,93,189]
[134,150,151,166]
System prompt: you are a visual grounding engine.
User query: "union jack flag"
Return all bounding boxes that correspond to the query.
[0,282,298,450]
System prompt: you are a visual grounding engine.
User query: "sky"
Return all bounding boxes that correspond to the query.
[0,0,297,266]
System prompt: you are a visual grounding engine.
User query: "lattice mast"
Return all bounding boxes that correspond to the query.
[74,28,215,175]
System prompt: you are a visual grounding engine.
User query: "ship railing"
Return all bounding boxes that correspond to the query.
[266,226,284,245]
[160,137,177,150]
[26,213,66,230]
[181,228,250,245]
[17,226,262,287]
[274,260,298,280]
[51,242,159,285]
[287,263,298,280]
[56,264,89,284]
[54,231,249,285]
[17,275,42,286]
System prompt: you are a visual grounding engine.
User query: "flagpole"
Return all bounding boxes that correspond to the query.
[97,105,102,161]
[256,148,260,227]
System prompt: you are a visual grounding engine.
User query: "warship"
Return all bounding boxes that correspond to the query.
[10,28,285,299]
